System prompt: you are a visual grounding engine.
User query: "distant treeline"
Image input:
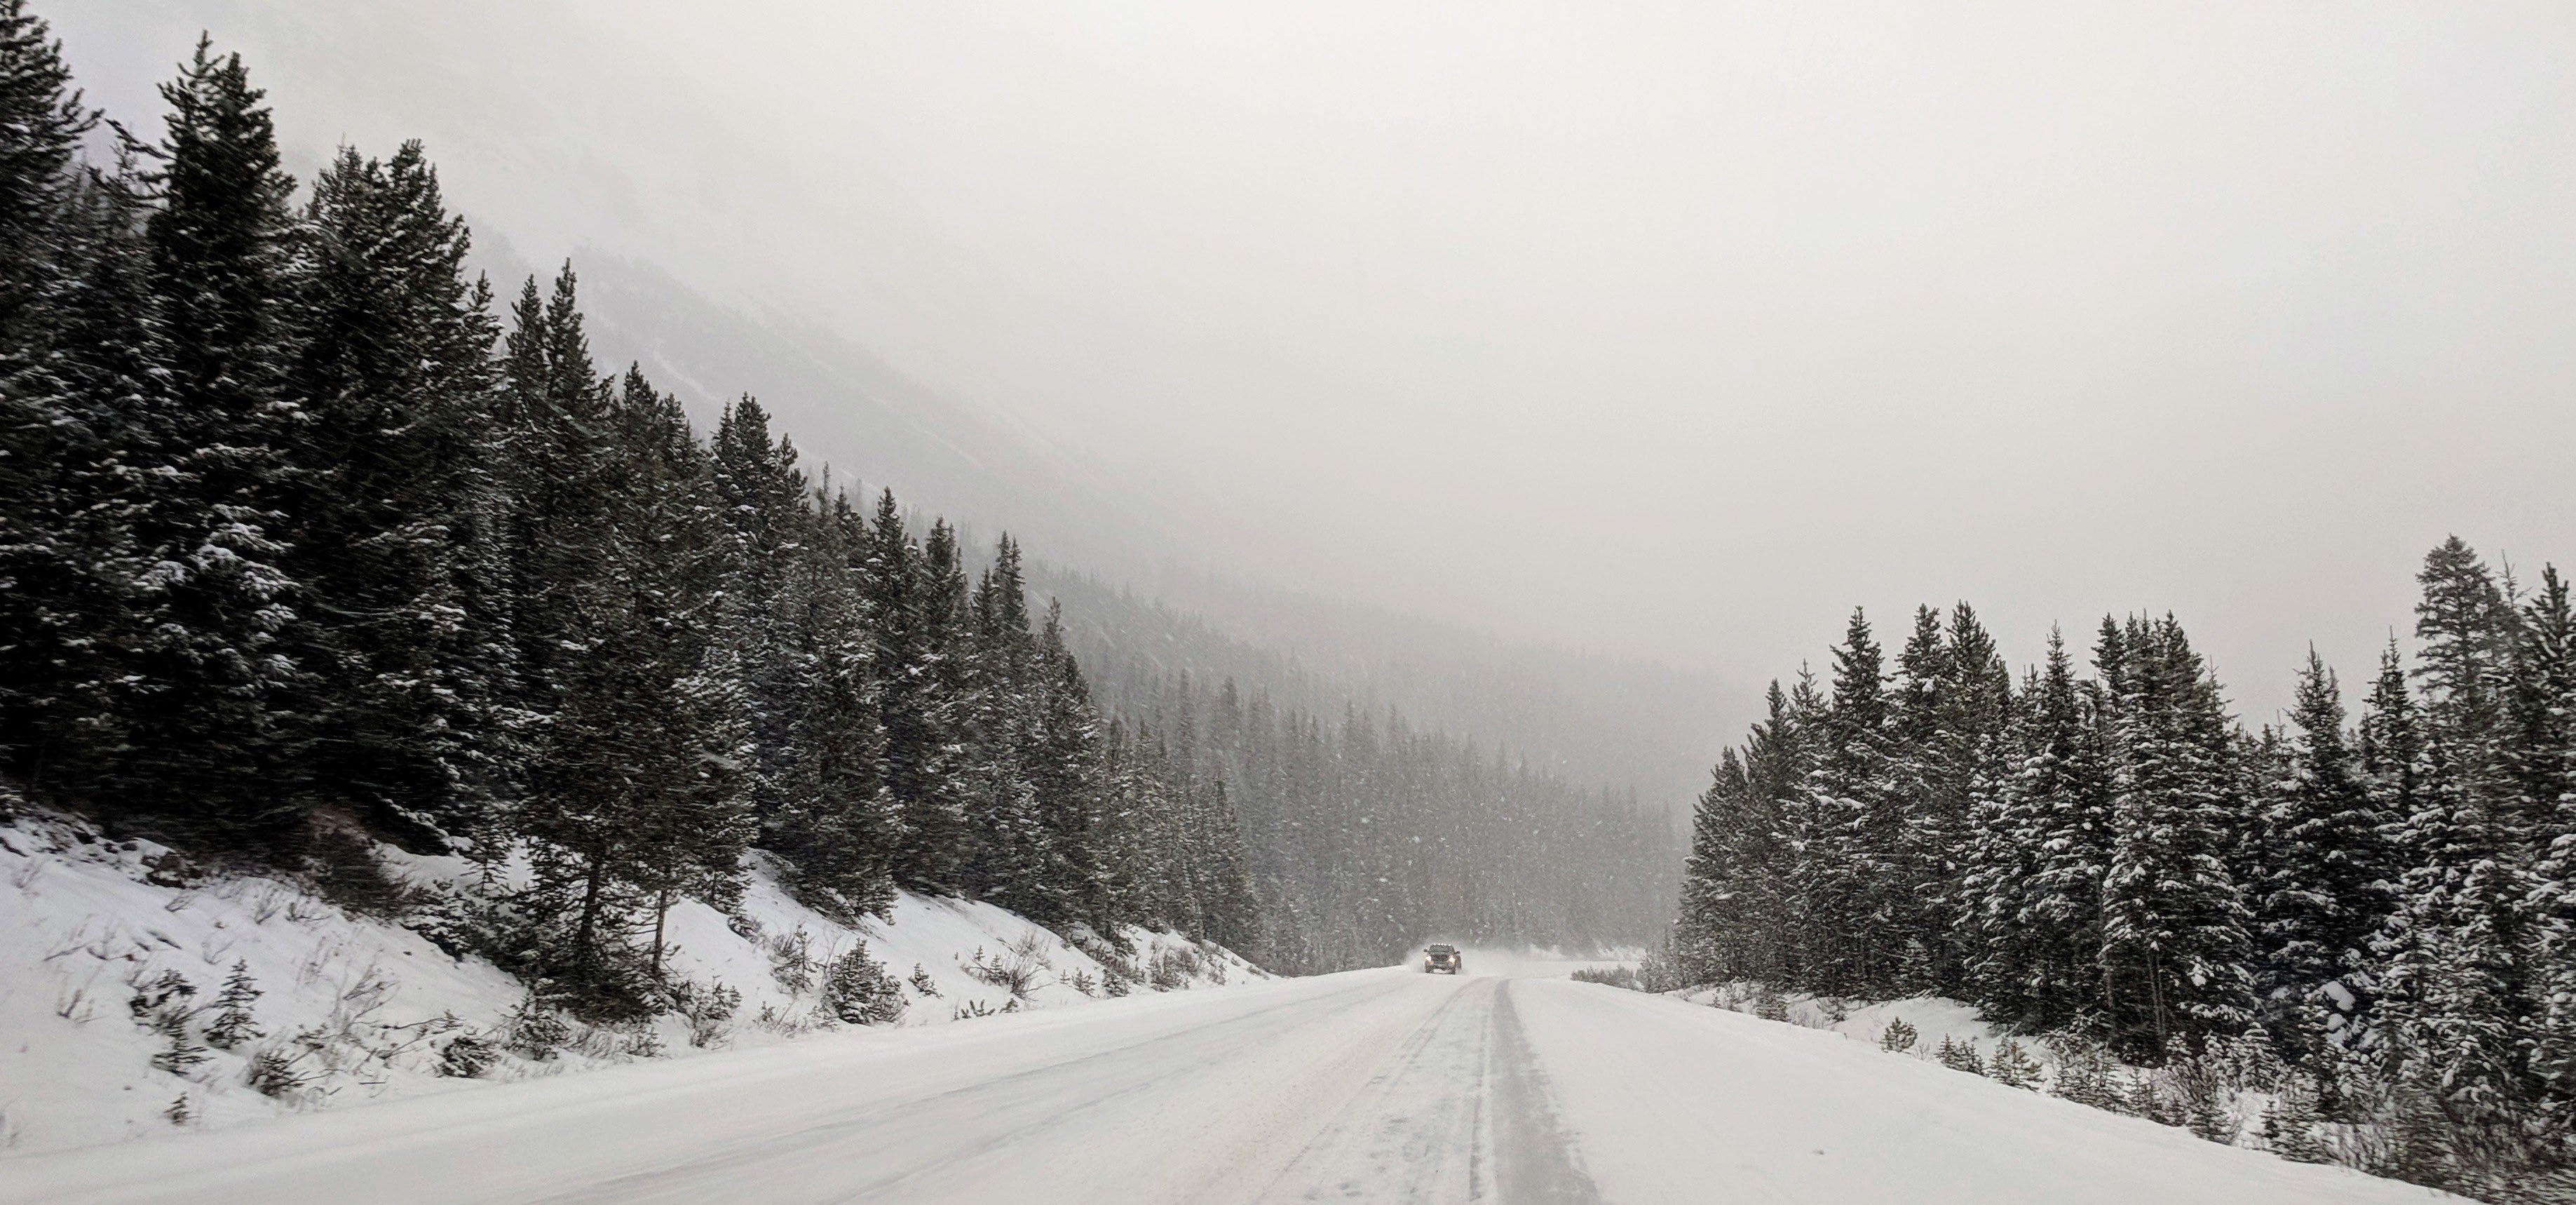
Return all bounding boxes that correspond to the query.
[1673,537,2576,1192]
[1092,668,1681,974]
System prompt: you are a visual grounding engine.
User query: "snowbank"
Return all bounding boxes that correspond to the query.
[1665,983,2320,1154]
[0,811,1262,1156]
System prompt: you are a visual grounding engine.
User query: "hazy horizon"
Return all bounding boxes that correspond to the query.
[53,0,2576,729]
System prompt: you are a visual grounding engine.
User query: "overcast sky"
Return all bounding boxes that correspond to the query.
[57,0,2576,723]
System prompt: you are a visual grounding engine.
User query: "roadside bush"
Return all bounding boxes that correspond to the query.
[1989,1038,2041,1089]
[1571,965,1643,990]
[438,1032,497,1078]
[244,1047,313,1098]
[1878,1017,1918,1053]
[822,944,906,1025]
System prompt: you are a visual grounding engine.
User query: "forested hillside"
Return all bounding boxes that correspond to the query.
[1671,537,2576,1197]
[0,4,1665,1003]
[0,9,1254,1016]
[1045,575,1679,972]
[1036,565,1733,804]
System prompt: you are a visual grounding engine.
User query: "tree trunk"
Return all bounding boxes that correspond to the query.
[574,857,606,983]
[650,888,672,981]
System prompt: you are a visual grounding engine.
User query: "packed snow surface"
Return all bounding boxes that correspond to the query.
[3,957,2462,1204]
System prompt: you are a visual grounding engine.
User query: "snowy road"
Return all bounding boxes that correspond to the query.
[1,965,2455,1204]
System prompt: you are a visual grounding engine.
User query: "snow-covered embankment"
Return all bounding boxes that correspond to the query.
[0,810,1260,1155]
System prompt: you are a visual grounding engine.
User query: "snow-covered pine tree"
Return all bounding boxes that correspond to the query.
[502,328,754,1010]
[2374,539,2530,1126]
[869,496,970,890]
[603,368,754,984]
[1802,610,1902,996]
[203,958,262,1049]
[282,142,516,849]
[1886,606,1951,992]
[1912,604,2012,996]
[1191,778,1262,952]
[2253,648,2389,1061]
[490,269,640,1006]
[2517,567,2576,1100]
[1962,627,2110,1032]
[956,534,1056,913]
[761,488,898,922]
[103,36,309,841]
[1676,680,1810,986]
[0,0,107,790]
[1028,600,1116,927]
[2098,614,2257,1059]
[709,396,811,837]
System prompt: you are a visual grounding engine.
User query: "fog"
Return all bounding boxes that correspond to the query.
[55,0,2576,731]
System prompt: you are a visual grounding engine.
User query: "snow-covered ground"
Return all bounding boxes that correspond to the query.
[1665,982,2324,1152]
[0,811,1259,1156]
[2,934,2464,1204]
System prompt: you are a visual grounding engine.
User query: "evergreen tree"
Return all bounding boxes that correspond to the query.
[2255,649,2388,1057]
[956,534,1054,913]
[0,0,91,336]
[0,0,109,790]
[2378,539,2529,1124]
[100,36,308,840]
[496,266,618,710]
[510,366,754,1008]
[709,396,810,834]
[1678,681,1809,986]
[282,142,515,847]
[2516,567,2576,1098]
[1963,627,2111,1031]
[2097,615,2256,1057]
[869,497,968,889]
[1801,610,1899,994]
[761,490,897,921]
[1028,601,1115,926]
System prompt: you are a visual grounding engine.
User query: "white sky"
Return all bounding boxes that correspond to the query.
[57,0,2576,722]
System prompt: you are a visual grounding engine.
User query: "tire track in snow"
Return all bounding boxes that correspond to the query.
[1486,981,1599,1205]
[529,971,1441,1204]
[1253,976,1599,1205]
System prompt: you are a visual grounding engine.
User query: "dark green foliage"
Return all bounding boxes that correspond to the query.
[506,357,754,1014]
[203,960,261,1049]
[282,142,515,849]
[38,35,311,842]
[243,1046,310,1097]
[761,488,898,921]
[1989,1037,2040,1089]
[0,0,91,335]
[2264,1073,2331,1163]
[2097,614,2256,1057]
[1673,537,2576,1196]
[2253,649,2389,1057]
[820,942,905,1025]
[1934,1034,1983,1075]
[437,1032,495,1077]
